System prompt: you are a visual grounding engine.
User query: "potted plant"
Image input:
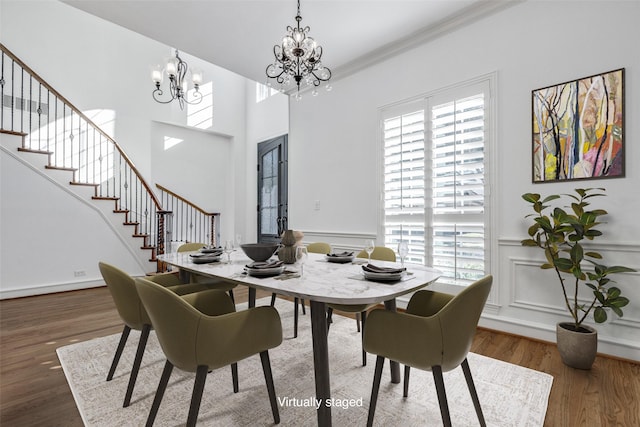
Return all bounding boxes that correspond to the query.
[521,187,635,369]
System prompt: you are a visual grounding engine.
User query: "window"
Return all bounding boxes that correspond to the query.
[382,78,492,285]
[256,82,279,103]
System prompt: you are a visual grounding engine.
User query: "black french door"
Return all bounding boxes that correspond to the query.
[257,135,288,243]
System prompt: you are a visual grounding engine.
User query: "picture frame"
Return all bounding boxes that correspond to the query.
[531,68,624,183]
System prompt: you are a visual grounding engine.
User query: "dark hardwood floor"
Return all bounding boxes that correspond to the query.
[1,286,638,426]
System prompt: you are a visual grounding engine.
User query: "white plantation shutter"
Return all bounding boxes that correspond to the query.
[431,93,485,284]
[382,81,490,285]
[383,105,426,265]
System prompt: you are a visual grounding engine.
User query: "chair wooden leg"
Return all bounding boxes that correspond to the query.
[231,363,239,393]
[326,307,333,332]
[228,289,235,304]
[403,365,410,397]
[260,351,280,424]
[187,365,209,427]
[294,297,299,338]
[146,360,173,427]
[432,365,452,427]
[356,312,361,332]
[107,325,131,381]
[123,324,151,407]
[301,298,306,315]
[367,355,385,427]
[461,358,486,427]
[270,293,277,306]
[361,311,367,366]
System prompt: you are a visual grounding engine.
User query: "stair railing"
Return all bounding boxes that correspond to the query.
[156,184,221,250]
[1,43,171,268]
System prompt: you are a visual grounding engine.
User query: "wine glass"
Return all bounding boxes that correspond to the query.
[223,240,234,263]
[365,240,375,264]
[397,241,409,268]
[296,246,308,277]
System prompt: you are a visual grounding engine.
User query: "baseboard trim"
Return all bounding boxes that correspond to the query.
[0,279,105,300]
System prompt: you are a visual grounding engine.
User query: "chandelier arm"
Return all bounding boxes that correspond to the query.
[152,89,176,104]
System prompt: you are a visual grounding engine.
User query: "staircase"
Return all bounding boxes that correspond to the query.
[0,43,218,272]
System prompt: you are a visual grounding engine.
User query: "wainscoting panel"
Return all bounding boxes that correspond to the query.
[497,238,640,361]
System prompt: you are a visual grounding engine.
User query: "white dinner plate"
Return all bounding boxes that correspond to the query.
[245,266,285,277]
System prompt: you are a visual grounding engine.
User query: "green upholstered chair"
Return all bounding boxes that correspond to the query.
[306,241,331,254]
[327,246,397,366]
[356,246,396,263]
[134,278,283,427]
[98,262,217,408]
[270,242,331,337]
[363,275,493,427]
[175,242,238,303]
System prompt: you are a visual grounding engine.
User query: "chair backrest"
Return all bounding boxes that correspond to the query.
[356,246,396,262]
[436,275,492,371]
[98,262,149,330]
[177,242,206,252]
[134,277,205,370]
[306,242,331,254]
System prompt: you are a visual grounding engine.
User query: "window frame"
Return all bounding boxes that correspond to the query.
[377,72,497,288]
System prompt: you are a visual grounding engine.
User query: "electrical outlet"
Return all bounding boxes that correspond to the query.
[314,200,320,210]
[74,270,86,277]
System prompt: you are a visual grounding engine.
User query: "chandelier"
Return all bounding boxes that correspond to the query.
[151,50,202,109]
[265,0,332,99]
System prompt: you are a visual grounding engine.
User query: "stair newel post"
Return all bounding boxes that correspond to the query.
[209,213,219,247]
[156,210,173,272]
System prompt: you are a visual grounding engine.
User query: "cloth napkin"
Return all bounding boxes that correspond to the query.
[200,246,223,255]
[327,251,354,257]
[190,252,221,258]
[362,264,406,274]
[246,260,284,269]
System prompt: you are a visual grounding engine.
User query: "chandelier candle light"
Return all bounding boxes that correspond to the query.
[151,50,203,109]
[266,0,332,99]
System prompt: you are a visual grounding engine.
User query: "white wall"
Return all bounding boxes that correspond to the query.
[244,81,290,242]
[288,1,640,360]
[1,133,145,298]
[0,0,267,293]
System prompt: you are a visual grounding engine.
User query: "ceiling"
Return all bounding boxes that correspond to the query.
[63,0,516,87]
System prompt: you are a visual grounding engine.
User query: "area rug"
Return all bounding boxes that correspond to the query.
[57,298,553,426]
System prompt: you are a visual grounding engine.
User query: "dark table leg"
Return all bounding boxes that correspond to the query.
[249,287,256,308]
[310,300,332,426]
[384,299,401,383]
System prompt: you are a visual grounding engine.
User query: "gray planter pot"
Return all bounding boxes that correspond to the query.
[556,322,597,370]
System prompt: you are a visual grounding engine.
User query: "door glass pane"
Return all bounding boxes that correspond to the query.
[260,149,279,237]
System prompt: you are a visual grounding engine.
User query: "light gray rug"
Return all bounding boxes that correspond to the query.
[57,298,553,426]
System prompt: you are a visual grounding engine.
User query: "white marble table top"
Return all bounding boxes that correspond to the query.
[158,251,441,305]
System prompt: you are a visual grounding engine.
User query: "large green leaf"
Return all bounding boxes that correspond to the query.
[606,266,637,274]
[570,244,584,263]
[609,297,629,308]
[608,287,621,299]
[521,239,538,247]
[585,251,602,259]
[554,257,574,271]
[541,195,561,203]
[594,307,608,323]
[522,193,540,203]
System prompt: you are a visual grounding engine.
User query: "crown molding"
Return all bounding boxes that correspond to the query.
[331,0,524,83]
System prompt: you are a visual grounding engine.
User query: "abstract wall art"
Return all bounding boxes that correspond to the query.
[531,68,624,183]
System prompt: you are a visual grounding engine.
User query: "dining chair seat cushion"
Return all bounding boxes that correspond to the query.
[135,278,282,372]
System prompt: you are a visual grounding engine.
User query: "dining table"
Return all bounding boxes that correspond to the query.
[158,249,441,427]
